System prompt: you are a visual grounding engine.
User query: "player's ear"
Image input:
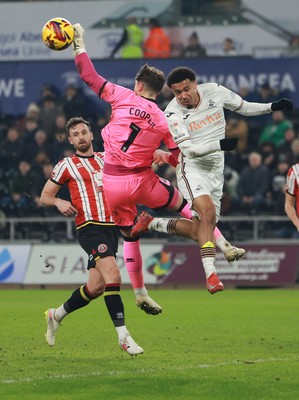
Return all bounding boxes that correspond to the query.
[68,136,73,145]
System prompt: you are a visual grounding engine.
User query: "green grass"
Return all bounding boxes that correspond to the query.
[0,288,298,399]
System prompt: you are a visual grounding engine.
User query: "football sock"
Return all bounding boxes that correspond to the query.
[56,285,93,321]
[177,199,192,219]
[104,284,125,327]
[200,241,216,278]
[214,227,232,252]
[149,218,178,235]
[123,239,144,289]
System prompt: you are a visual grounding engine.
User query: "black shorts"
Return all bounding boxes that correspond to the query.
[77,223,120,269]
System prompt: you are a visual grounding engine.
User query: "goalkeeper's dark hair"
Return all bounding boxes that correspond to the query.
[66,117,91,135]
[135,64,165,95]
[167,67,196,87]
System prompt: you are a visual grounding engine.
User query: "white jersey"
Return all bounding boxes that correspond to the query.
[165,83,243,173]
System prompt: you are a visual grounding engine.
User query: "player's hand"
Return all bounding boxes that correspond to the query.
[73,23,85,38]
[220,137,239,151]
[153,149,170,166]
[72,23,86,56]
[271,98,293,112]
[153,149,179,167]
[56,199,78,217]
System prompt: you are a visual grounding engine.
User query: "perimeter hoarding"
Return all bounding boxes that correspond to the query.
[1,242,296,287]
[0,57,298,116]
[0,245,31,283]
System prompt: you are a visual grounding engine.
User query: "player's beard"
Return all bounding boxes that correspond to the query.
[77,141,91,153]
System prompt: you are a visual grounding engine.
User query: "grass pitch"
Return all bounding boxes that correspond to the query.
[0,288,298,400]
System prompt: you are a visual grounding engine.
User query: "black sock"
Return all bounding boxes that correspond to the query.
[63,285,92,314]
[104,284,125,327]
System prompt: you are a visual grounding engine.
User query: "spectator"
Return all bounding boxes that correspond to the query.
[251,83,281,128]
[23,116,40,144]
[110,16,143,59]
[223,38,238,56]
[38,84,60,105]
[258,111,293,148]
[23,129,50,163]
[281,36,299,57]
[259,141,278,173]
[54,114,67,134]
[143,18,171,58]
[0,127,24,171]
[234,152,270,214]
[222,166,240,215]
[225,117,250,174]
[180,32,206,58]
[277,127,297,160]
[224,166,240,199]
[38,95,63,139]
[289,138,299,164]
[32,162,57,215]
[8,160,36,215]
[156,84,174,111]
[270,155,290,215]
[33,150,51,172]
[25,102,40,120]
[51,130,72,164]
[61,84,88,120]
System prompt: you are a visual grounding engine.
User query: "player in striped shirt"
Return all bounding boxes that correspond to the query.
[285,163,299,234]
[41,117,143,356]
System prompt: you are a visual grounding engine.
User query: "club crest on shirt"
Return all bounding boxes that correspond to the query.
[98,244,108,253]
[208,100,216,108]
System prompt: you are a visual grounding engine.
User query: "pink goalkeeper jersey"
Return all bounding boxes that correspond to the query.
[75,52,177,170]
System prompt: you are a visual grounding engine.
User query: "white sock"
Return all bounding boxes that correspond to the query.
[202,257,216,278]
[134,288,148,296]
[116,325,129,340]
[216,235,232,253]
[54,305,68,322]
[149,218,169,233]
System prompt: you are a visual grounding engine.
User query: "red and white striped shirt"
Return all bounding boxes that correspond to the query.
[50,152,114,228]
[286,163,299,214]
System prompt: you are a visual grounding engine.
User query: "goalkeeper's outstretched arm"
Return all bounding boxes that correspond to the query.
[72,23,107,96]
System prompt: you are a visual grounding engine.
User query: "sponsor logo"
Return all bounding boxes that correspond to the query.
[125,257,135,262]
[195,184,203,192]
[145,251,187,282]
[0,248,14,281]
[188,111,222,131]
[165,112,175,118]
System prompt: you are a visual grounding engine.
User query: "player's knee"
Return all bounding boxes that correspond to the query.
[104,265,121,285]
[87,283,105,298]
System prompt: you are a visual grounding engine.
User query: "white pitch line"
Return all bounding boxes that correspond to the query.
[1,356,298,384]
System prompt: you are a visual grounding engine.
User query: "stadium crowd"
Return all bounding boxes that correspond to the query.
[0,80,298,238]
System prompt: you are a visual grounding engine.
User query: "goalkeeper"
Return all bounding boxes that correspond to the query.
[71,23,241,296]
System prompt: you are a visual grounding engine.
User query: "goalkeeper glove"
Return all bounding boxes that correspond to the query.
[72,23,86,56]
[271,98,293,112]
[220,137,239,151]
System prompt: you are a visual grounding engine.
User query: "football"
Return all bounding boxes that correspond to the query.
[42,17,74,51]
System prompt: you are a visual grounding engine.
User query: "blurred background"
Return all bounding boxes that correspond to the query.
[0,0,298,288]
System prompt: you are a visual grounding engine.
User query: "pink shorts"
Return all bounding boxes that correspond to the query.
[103,168,177,227]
